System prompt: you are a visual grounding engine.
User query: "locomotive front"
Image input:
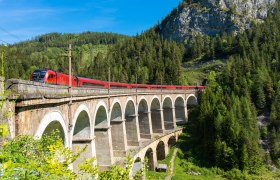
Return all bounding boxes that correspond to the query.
[30,69,47,82]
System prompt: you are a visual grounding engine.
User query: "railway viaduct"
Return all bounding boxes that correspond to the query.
[3,78,201,172]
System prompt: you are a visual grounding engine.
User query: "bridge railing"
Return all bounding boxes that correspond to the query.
[6,79,198,100]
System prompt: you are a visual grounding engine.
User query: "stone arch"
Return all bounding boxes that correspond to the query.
[186,94,198,121]
[163,96,175,130]
[71,104,93,170]
[94,101,112,169]
[131,157,142,177]
[168,136,176,149]
[124,98,139,146]
[138,97,152,139]
[175,96,187,124]
[156,141,165,161]
[186,94,198,108]
[150,97,164,133]
[145,148,155,170]
[94,101,109,127]
[110,100,126,157]
[72,104,92,141]
[35,110,68,147]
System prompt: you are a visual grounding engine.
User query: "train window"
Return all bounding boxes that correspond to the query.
[48,74,54,79]
[31,70,46,82]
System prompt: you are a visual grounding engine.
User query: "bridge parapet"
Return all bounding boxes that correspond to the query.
[6,79,198,100]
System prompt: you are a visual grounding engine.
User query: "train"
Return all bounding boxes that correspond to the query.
[30,69,206,90]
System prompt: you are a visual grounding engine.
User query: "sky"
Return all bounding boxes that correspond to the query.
[0,0,182,44]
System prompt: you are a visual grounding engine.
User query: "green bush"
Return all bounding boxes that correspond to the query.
[224,168,246,180]
[0,132,145,179]
[261,127,268,139]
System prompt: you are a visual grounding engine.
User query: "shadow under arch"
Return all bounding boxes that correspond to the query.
[145,148,155,170]
[94,103,112,170]
[125,99,139,146]
[175,96,186,124]
[186,95,198,121]
[71,106,92,171]
[138,98,152,139]
[163,97,175,130]
[186,95,198,108]
[151,97,164,133]
[110,101,126,157]
[156,141,165,161]
[168,136,176,149]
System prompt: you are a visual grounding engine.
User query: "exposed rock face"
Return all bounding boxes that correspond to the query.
[157,0,276,42]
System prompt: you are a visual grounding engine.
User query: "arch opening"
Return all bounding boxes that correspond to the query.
[151,98,163,133]
[145,148,155,171]
[36,111,68,147]
[156,141,165,161]
[125,100,139,146]
[110,102,126,157]
[138,99,151,139]
[72,110,92,170]
[186,95,198,122]
[42,121,65,144]
[168,136,176,149]
[73,111,91,139]
[163,98,175,130]
[94,105,112,168]
[95,106,107,127]
[131,157,142,177]
[175,97,186,125]
[187,95,198,109]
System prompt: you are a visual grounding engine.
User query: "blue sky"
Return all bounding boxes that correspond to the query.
[0,0,182,44]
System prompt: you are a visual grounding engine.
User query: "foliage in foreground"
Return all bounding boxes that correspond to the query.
[0,132,94,179]
[0,132,143,179]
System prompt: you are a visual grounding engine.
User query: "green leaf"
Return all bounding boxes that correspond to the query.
[0,123,8,137]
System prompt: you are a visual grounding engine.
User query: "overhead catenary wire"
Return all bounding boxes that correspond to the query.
[0,39,9,45]
[0,26,22,44]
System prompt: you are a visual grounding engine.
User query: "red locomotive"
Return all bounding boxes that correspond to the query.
[30,69,206,90]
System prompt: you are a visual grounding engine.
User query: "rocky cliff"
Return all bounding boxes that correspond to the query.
[157,0,276,42]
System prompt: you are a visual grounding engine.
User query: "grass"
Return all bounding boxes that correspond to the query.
[158,147,175,165]
[146,171,167,180]
[182,70,206,85]
[182,58,226,85]
[172,150,225,180]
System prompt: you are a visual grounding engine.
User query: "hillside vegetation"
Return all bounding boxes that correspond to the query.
[1,32,129,80]
[175,2,280,178]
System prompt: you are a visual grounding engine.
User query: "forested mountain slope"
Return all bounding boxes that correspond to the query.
[1,31,186,85]
[1,32,129,79]
[183,2,280,176]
